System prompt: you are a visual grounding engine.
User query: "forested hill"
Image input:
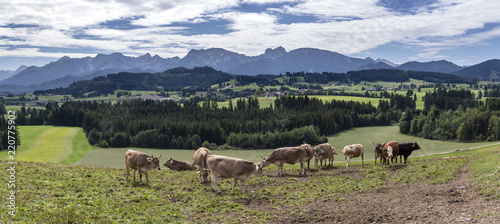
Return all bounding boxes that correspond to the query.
[34,67,476,96]
[34,66,233,97]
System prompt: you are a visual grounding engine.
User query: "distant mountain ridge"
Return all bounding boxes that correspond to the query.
[0,46,499,92]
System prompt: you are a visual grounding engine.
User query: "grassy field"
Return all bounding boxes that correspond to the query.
[0,126,94,164]
[74,125,500,168]
[1,145,498,223]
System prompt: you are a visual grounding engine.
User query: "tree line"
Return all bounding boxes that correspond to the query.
[400,87,500,142]
[14,96,406,149]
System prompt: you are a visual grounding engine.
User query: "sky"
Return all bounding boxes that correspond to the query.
[1,0,500,70]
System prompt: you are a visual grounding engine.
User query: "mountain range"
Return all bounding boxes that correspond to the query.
[1,47,499,92]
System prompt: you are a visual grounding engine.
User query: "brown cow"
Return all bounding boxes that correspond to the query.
[382,141,399,166]
[193,147,211,182]
[373,142,386,165]
[207,155,263,194]
[313,143,337,168]
[341,144,364,167]
[163,156,196,171]
[261,143,312,176]
[125,149,161,184]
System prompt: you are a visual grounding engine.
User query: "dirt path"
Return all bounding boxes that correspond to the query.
[249,161,500,223]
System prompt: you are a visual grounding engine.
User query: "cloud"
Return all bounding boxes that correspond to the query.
[0,0,499,65]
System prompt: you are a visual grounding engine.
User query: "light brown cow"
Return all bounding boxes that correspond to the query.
[313,143,337,168]
[125,149,161,184]
[193,147,211,182]
[341,144,364,167]
[382,141,399,166]
[261,143,312,176]
[163,157,196,171]
[207,155,263,194]
[373,142,386,165]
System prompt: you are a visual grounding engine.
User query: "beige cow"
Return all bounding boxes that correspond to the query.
[193,147,211,182]
[261,143,312,176]
[313,143,337,168]
[207,155,263,194]
[125,149,161,184]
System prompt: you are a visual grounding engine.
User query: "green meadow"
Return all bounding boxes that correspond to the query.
[8,125,498,169]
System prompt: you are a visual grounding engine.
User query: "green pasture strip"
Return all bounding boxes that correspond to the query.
[0,126,53,159]
[74,148,274,168]
[470,145,500,200]
[15,127,79,163]
[309,95,381,106]
[58,129,95,165]
[2,146,498,223]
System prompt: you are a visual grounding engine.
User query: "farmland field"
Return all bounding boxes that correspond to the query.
[74,125,500,168]
[1,145,499,223]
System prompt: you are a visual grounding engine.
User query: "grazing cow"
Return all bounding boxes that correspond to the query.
[373,142,386,165]
[261,143,312,176]
[382,141,399,166]
[125,149,161,184]
[341,144,364,167]
[207,155,263,194]
[304,144,315,170]
[313,143,337,168]
[163,157,196,171]
[397,142,421,164]
[193,147,212,182]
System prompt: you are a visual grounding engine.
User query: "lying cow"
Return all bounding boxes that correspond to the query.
[373,142,385,165]
[261,143,311,176]
[163,157,197,171]
[398,141,420,164]
[382,141,399,167]
[207,155,263,194]
[313,143,337,168]
[125,149,161,184]
[341,144,364,167]
[193,147,211,182]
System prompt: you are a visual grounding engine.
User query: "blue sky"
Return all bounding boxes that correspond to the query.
[0,0,499,70]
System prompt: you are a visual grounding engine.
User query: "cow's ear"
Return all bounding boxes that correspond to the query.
[147,157,153,162]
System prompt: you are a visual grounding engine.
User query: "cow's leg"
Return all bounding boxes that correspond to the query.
[133,170,137,182]
[138,171,143,183]
[145,172,149,184]
[211,173,220,193]
[404,155,408,164]
[300,161,305,175]
[345,156,350,167]
[126,166,129,181]
[231,178,237,193]
[240,180,245,193]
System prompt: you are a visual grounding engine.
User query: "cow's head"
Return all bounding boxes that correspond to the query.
[163,156,174,169]
[412,141,421,151]
[255,163,264,177]
[373,143,384,153]
[314,149,325,158]
[148,155,161,171]
[261,156,271,168]
[387,146,394,158]
[195,165,210,182]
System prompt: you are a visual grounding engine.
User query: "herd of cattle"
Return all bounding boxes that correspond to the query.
[124,141,421,193]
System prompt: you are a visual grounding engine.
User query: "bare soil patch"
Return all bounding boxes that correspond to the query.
[241,163,500,223]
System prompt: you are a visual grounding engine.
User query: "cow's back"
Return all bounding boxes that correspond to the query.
[193,147,211,168]
[125,149,147,170]
[398,142,417,156]
[207,155,255,178]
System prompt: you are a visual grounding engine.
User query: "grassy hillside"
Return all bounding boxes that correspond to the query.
[0,126,94,164]
[1,146,498,223]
